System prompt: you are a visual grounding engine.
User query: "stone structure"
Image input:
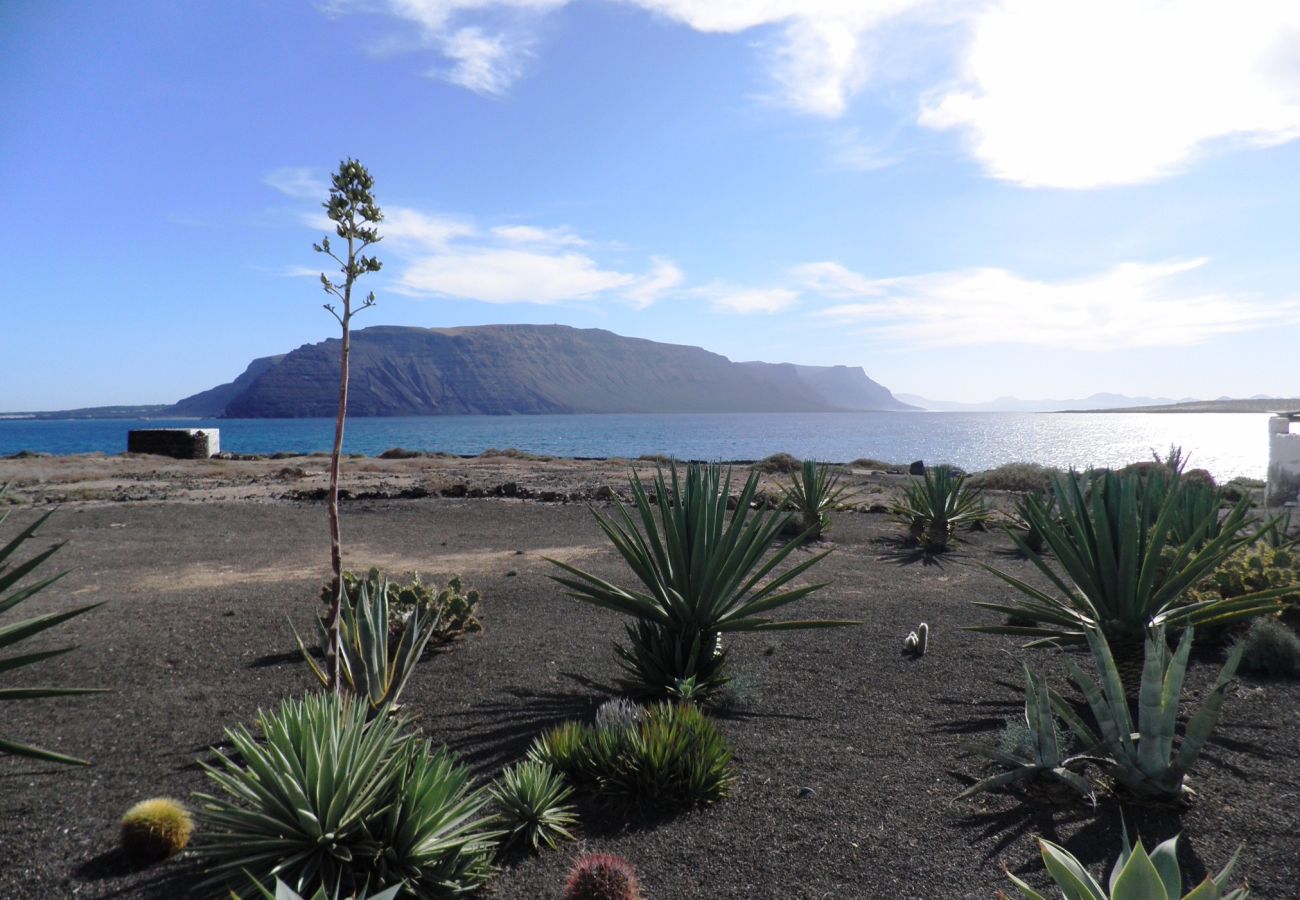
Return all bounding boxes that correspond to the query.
[1266,413,1300,507]
[127,428,220,459]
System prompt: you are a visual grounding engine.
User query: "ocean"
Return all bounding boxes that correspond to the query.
[0,412,1274,482]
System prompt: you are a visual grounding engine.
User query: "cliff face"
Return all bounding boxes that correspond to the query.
[172,325,916,417]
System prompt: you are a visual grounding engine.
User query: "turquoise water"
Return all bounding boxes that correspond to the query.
[0,412,1273,481]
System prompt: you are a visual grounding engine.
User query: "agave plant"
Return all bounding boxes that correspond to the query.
[1048,625,1242,803]
[957,665,1096,804]
[970,468,1286,684]
[193,692,499,897]
[548,463,853,698]
[489,759,577,851]
[1001,823,1247,899]
[295,572,436,715]
[0,493,105,765]
[891,465,988,552]
[780,459,854,541]
[249,878,402,900]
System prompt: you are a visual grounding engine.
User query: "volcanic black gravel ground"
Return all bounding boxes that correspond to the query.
[1,485,1297,898]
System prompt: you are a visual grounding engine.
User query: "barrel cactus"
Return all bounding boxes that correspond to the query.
[120,797,194,862]
[561,852,643,900]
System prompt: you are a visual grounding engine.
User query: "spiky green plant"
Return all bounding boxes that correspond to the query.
[969,469,1286,686]
[890,465,988,552]
[781,459,854,541]
[1048,625,1242,803]
[489,759,577,851]
[248,878,402,900]
[0,490,105,765]
[548,463,853,699]
[295,572,436,716]
[528,701,735,813]
[957,666,1096,803]
[1000,823,1247,899]
[193,693,499,897]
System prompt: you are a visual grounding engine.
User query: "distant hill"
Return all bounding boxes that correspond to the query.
[1084,397,1300,413]
[169,324,917,418]
[895,392,1190,413]
[0,404,172,420]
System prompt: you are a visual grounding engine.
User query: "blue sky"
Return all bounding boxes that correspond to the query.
[5,0,1300,410]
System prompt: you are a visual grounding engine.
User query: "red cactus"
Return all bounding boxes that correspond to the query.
[561,852,643,900]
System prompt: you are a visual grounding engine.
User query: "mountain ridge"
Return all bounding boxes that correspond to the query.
[170,324,918,418]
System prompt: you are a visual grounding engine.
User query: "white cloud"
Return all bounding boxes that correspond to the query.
[265,167,329,199]
[920,0,1300,188]
[490,223,587,246]
[438,26,528,95]
[396,248,637,302]
[325,0,937,116]
[803,258,1299,349]
[707,285,800,314]
[622,258,684,308]
[383,208,479,249]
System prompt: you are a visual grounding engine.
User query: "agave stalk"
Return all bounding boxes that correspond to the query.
[1048,625,1243,802]
[548,463,854,698]
[969,469,1288,674]
[1002,822,1247,899]
[957,665,1097,803]
[890,465,987,552]
[295,573,436,716]
[780,459,854,541]
[0,495,106,765]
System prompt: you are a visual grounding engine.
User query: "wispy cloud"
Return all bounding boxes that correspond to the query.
[800,259,1299,349]
[490,223,587,246]
[264,167,329,199]
[704,284,801,315]
[623,258,684,309]
[323,0,938,115]
[397,247,637,302]
[920,0,1300,188]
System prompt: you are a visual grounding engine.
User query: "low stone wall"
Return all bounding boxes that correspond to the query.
[127,429,220,459]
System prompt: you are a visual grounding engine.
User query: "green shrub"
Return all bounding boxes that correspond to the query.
[250,880,401,900]
[549,463,851,699]
[753,452,801,474]
[593,697,643,731]
[890,465,988,552]
[1235,618,1300,677]
[327,568,482,646]
[193,693,499,897]
[119,798,193,862]
[489,760,577,851]
[529,702,735,813]
[967,462,1061,494]
[780,459,854,541]
[562,852,642,900]
[1003,824,1247,899]
[0,489,106,766]
[970,468,1285,689]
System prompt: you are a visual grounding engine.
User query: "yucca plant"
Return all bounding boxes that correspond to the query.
[295,572,437,715]
[193,693,499,897]
[0,491,105,765]
[780,459,854,541]
[489,759,577,851]
[249,878,402,900]
[548,463,852,698]
[1048,625,1242,803]
[1000,823,1247,899]
[957,665,1096,803]
[969,468,1286,686]
[891,465,988,552]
